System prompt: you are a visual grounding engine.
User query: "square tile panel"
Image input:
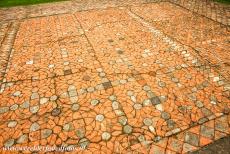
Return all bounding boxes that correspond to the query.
[131,2,230,78]
[0,79,55,122]
[6,32,99,82]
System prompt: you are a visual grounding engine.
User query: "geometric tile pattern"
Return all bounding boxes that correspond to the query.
[0,1,229,153]
[131,2,230,79]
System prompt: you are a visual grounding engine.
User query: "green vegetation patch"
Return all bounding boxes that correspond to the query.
[214,0,230,4]
[0,0,68,7]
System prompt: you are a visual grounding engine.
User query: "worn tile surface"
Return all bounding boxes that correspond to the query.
[131,2,230,80]
[0,0,229,153]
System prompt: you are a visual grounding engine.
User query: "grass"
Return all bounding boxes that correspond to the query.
[0,0,68,7]
[214,0,230,4]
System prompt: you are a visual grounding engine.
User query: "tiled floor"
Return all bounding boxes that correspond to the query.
[0,0,229,153]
